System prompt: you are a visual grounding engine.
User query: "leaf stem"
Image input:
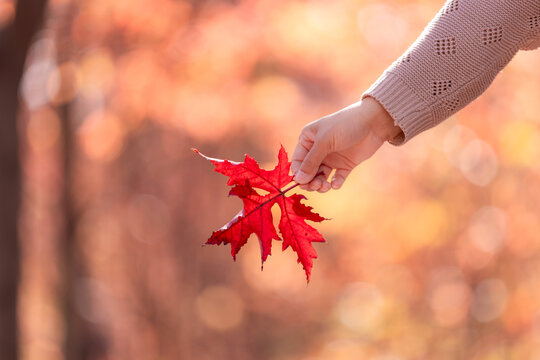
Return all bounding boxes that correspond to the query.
[282,170,324,195]
[283,170,324,194]
[280,182,300,195]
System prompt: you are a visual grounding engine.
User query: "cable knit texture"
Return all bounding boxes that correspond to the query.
[361,0,540,146]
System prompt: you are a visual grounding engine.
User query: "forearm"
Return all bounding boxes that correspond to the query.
[362,0,540,145]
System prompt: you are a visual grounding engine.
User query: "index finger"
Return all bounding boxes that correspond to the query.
[291,136,313,176]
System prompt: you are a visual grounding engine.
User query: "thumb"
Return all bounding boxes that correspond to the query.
[294,140,329,184]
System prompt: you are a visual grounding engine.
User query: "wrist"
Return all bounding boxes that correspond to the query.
[362,96,403,143]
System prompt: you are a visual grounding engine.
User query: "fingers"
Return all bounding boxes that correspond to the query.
[291,136,312,177]
[331,169,351,190]
[292,115,354,192]
[294,140,329,184]
[319,181,332,193]
[309,165,332,193]
[291,136,312,192]
[300,167,349,192]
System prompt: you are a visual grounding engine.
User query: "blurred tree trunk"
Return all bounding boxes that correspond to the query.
[53,3,108,358]
[0,1,47,359]
[58,102,107,360]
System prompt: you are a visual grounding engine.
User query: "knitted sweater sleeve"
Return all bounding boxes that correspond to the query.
[361,0,540,146]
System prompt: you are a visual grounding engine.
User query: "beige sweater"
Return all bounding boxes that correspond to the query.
[361,0,540,145]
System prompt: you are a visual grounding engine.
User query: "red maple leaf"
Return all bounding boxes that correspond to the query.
[194,146,327,282]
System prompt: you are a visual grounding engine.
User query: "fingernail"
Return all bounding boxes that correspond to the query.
[322,182,331,192]
[332,179,343,189]
[310,179,321,190]
[294,170,310,184]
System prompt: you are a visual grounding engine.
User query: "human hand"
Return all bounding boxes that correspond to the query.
[291,97,403,192]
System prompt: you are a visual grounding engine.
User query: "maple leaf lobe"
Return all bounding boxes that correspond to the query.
[195,146,327,282]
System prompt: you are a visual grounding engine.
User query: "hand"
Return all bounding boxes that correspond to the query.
[291,97,403,192]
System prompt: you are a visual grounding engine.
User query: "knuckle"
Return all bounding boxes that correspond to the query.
[301,123,316,136]
[316,130,332,146]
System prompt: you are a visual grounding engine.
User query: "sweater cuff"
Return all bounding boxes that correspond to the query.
[361,72,433,146]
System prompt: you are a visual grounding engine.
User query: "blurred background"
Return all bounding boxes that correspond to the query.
[2,0,540,359]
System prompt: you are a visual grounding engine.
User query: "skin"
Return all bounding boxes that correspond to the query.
[291,96,403,192]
